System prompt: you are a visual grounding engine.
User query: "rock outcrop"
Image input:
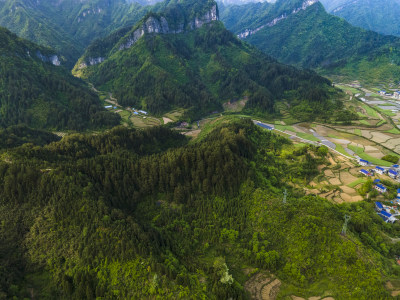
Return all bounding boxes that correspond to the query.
[119,5,219,51]
[238,0,318,39]
[78,4,219,69]
[36,51,61,66]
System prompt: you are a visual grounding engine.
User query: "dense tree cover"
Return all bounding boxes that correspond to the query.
[321,0,400,37]
[382,154,399,164]
[1,120,400,298]
[220,0,400,82]
[0,0,151,65]
[0,125,60,149]
[76,12,340,120]
[219,0,300,34]
[0,27,120,130]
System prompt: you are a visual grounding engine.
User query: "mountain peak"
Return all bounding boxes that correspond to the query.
[76,0,219,69]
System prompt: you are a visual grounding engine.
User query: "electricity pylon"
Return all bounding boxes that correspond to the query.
[341,215,351,236]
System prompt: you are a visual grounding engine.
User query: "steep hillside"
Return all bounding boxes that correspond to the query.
[74,0,340,121]
[0,27,120,130]
[321,0,400,37]
[221,0,400,83]
[0,0,150,65]
[0,119,398,299]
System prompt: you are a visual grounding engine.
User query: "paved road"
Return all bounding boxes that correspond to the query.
[310,129,336,149]
[254,121,353,159]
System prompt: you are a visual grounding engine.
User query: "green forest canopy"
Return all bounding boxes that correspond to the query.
[0,120,399,299]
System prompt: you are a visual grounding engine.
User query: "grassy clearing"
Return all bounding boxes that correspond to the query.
[118,110,132,125]
[293,143,308,148]
[334,143,349,156]
[297,132,320,142]
[354,129,362,135]
[328,134,342,139]
[360,103,379,118]
[163,109,185,121]
[348,145,364,154]
[275,124,296,132]
[376,107,397,117]
[347,178,368,188]
[130,116,161,128]
[348,144,392,166]
[386,127,400,134]
[357,112,367,118]
[359,120,370,126]
[377,120,387,126]
[336,84,360,94]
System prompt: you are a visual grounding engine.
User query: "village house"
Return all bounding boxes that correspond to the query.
[375,184,387,193]
[375,166,386,175]
[389,169,399,179]
[360,169,372,176]
[359,159,370,166]
[375,202,397,223]
[375,201,384,211]
[379,210,397,223]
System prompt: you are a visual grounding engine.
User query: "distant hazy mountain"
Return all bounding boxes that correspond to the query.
[0,0,149,65]
[218,0,270,4]
[220,0,400,82]
[320,0,400,37]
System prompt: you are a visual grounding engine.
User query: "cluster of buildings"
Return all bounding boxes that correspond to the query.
[129,108,148,115]
[375,193,400,223]
[379,90,400,100]
[104,105,118,110]
[358,159,400,180]
[375,201,398,223]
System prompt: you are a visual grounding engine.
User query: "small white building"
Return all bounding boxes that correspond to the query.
[389,169,399,179]
[375,166,386,175]
[359,159,369,166]
[375,184,387,193]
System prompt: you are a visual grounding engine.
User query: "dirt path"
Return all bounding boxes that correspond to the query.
[244,273,281,300]
[163,117,173,124]
[261,279,281,300]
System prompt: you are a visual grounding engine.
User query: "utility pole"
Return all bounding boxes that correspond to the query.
[341,215,351,236]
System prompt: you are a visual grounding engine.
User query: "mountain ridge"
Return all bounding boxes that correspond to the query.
[220,0,400,83]
[0,26,120,130]
[73,0,341,121]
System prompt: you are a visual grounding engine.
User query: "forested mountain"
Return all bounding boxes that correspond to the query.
[220,0,400,82]
[1,119,399,299]
[0,0,150,65]
[74,0,342,120]
[218,0,270,4]
[320,0,400,37]
[0,27,120,130]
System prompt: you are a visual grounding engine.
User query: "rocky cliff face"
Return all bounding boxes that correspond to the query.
[36,51,61,66]
[120,5,219,50]
[237,0,318,39]
[191,4,219,29]
[119,16,170,50]
[79,4,219,69]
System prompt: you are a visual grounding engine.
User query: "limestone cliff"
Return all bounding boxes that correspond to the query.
[79,4,219,69]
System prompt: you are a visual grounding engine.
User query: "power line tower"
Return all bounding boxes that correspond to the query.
[283,189,288,204]
[341,215,351,236]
